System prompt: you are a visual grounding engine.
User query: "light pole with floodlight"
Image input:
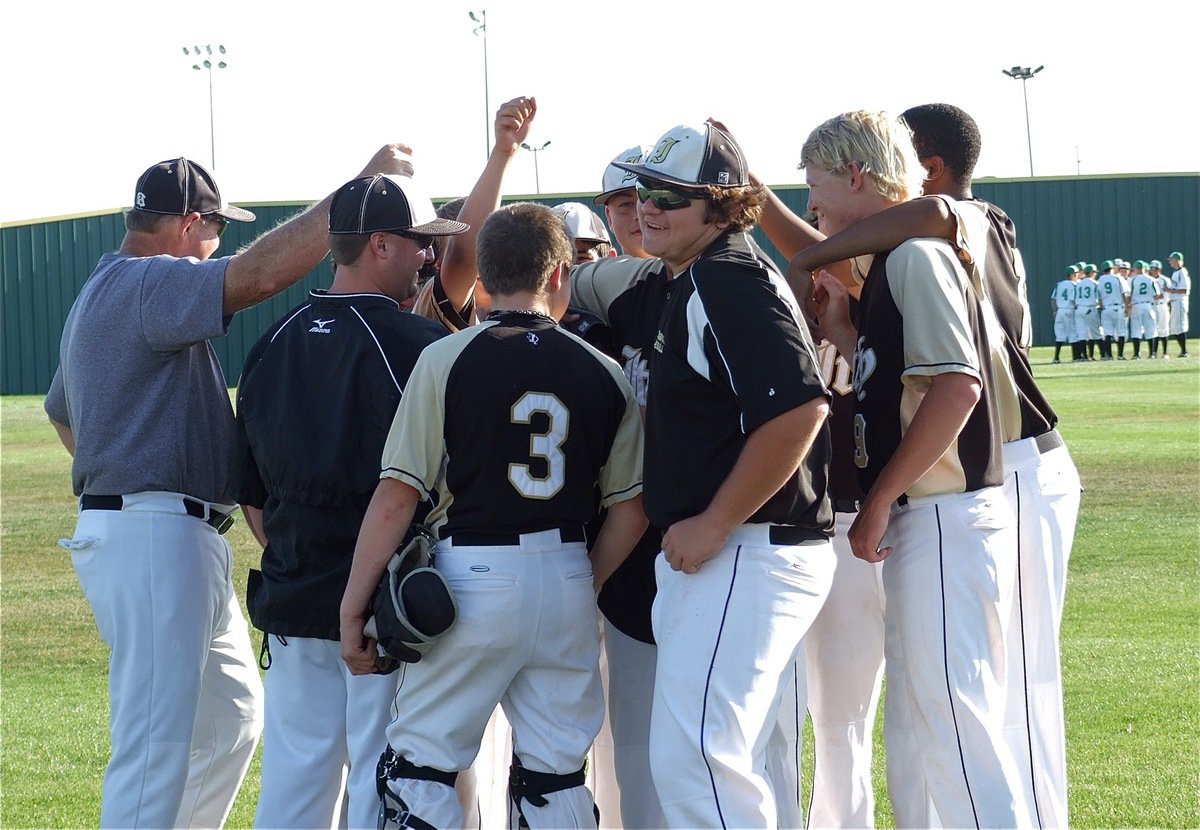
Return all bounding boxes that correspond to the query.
[469,10,490,161]
[184,44,227,170]
[1002,64,1044,177]
[521,140,551,194]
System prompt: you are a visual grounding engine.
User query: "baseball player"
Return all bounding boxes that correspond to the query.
[1128,260,1160,358]
[806,110,1030,829]
[1151,260,1172,358]
[594,146,650,258]
[554,201,616,264]
[1074,264,1102,360]
[1166,251,1191,356]
[1098,259,1128,360]
[1051,266,1078,363]
[611,122,835,829]
[1117,260,1135,356]
[45,146,412,828]
[340,202,647,830]
[234,173,466,829]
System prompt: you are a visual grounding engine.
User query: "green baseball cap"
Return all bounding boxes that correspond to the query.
[1083,263,1097,273]
[1064,265,1079,276]
[1150,259,1163,269]
[1101,259,1114,270]
[1134,259,1149,268]
[1169,251,1184,261]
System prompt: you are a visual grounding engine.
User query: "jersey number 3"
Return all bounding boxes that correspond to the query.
[509,392,569,500]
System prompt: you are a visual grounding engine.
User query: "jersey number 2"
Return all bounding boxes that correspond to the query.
[509,392,569,500]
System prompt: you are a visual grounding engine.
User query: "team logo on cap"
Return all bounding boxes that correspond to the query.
[136,192,146,208]
[718,172,730,185]
[647,138,680,165]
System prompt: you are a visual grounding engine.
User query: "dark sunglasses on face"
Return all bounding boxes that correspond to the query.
[204,215,229,237]
[396,231,434,250]
[635,179,705,211]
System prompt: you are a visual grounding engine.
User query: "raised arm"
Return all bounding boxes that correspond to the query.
[222,143,416,315]
[435,96,538,312]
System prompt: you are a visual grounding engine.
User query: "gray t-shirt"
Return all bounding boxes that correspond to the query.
[45,251,236,503]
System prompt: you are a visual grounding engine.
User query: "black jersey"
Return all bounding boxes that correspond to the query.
[570,256,671,643]
[234,290,448,639]
[645,232,832,533]
[950,197,1057,440]
[381,310,643,540]
[852,239,1005,499]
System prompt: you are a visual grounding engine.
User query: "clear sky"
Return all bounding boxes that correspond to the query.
[3,0,1195,224]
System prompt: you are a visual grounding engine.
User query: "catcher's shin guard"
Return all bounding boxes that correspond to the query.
[363,527,457,672]
[508,757,598,829]
[376,746,458,830]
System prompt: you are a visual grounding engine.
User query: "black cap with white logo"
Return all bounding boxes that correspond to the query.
[133,158,255,222]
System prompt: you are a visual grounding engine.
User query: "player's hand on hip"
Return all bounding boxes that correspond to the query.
[662,513,727,574]
[340,618,379,676]
[849,497,892,563]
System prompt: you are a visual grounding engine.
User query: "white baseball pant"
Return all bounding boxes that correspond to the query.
[381,532,603,829]
[1074,308,1101,341]
[1052,309,1074,342]
[1130,303,1157,339]
[649,525,834,829]
[803,511,886,828]
[65,493,263,829]
[880,487,1032,829]
[1002,432,1081,830]
[1100,306,1125,339]
[1169,301,1189,335]
[1155,303,1170,338]
[254,636,398,830]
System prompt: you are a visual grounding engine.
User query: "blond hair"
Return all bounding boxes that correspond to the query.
[799,111,925,202]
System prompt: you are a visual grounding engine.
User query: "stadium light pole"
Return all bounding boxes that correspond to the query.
[469,10,490,162]
[1002,65,1043,177]
[184,44,227,170]
[521,140,551,194]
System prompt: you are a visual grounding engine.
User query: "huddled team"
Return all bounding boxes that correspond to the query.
[47,96,1122,830]
[1052,255,1190,362]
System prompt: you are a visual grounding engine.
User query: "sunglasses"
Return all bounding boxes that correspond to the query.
[635,179,706,211]
[204,215,229,237]
[391,231,433,250]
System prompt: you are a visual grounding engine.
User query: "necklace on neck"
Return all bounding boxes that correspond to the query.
[487,308,555,323]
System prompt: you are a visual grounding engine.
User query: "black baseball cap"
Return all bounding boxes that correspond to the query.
[329,174,470,237]
[612,122,749,189]
[133,157,255,222]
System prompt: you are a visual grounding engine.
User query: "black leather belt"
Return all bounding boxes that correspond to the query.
[450,526,586,547]
[80,494,236,535]
[767,525,828,545]
[1034,429,1064,454]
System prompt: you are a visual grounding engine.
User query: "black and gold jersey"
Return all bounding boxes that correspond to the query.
[852,239,1005,499]
[380,311,643,540]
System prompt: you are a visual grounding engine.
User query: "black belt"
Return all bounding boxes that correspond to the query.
[80,494,236,535]
[767,525,828,545]
[450,526,586,547]
[1034,429,1064,454]
[832,498,861,514]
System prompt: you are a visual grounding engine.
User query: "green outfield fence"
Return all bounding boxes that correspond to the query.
[3,173,1197,395]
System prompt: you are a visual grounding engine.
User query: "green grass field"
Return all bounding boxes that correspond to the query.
[2,348,1198,828]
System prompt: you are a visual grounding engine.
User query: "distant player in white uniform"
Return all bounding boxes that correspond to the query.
[1150,260,1171,357]
[1051,266,1078,363]
[1166,251,1191,357]
[1128,260,1160,358]
[341,203,648,830]
[1097,260,1127,360]
[1074,264,1101,360]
